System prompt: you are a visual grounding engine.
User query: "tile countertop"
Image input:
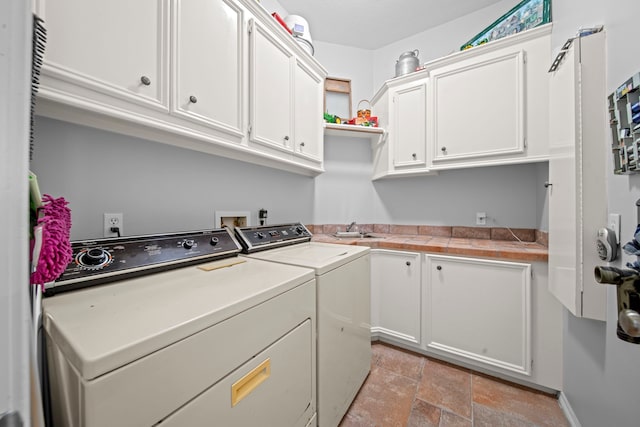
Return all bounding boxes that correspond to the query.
[308,224,548,262]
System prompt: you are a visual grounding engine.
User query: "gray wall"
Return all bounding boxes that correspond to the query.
[32,117,314,239]
[549,1,640,426]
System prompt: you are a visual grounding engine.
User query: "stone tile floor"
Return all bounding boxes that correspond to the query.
[340,342,569,427]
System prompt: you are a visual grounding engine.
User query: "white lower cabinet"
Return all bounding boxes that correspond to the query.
[424,255,532,376]
[370,250,563,390]
[370,250,421,345]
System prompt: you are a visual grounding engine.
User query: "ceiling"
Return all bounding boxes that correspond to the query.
[276,0,505,49]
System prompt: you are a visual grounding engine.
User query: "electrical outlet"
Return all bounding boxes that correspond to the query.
[104,213,123,237]
[476,212,487,226]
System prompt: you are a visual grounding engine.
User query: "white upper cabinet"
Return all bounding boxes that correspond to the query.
[171,0,244,138]
[425,24,551,170]
[35,0,327,176]
[293,59,324,164]
[249,18,294,155]
[371,73,432,179]
[547,31,608,321]
[38,0,169,110]
[248,20,324,166]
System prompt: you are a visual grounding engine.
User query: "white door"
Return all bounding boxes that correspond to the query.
[429,49,525,163]
[425,255,531,376]
[293,59,323,163]
[172,0,244,137]
[371,250,421,345]
[39,0,168,109]
[393,82,427,169]
[548,41,580,316]
[1,0,38,424]
[249,19,293,155]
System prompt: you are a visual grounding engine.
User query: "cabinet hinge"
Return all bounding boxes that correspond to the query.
[531,359,534,371]
[248,20,254,34]
[523,137,527,149]
[523,51,527,64]
[248,124,252,134]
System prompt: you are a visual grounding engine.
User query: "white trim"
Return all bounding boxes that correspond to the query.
[558,392,582,427]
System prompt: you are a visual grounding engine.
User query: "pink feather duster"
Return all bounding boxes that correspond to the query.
[30,195,72,290]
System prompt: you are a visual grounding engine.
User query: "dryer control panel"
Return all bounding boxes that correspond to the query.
[234,223,312,253]
[48,228,241,295]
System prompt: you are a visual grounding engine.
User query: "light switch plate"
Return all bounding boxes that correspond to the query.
[609,213,621,244]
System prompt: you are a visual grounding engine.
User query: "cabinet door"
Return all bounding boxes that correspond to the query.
[425,255,531,376]
[371,250,421,345]
[392,82,427,169]
[249,19,294,154]
[429,49,525,163]
[172,0,243,137]
[293,59,323,164]
[40,0,168,109]
[548,33,607,321]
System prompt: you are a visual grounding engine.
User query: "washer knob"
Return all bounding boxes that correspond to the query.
[83,248,108,265]
[210,237,219,246]
[257,232,266,239]
[295,226,304,235]
[183,239,195,249]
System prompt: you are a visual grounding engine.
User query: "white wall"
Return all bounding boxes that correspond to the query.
[31,117,315,239]
[372,0,516,89]
[549,1,640,426]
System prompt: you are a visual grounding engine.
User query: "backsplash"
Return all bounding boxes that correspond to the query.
[307,224,548,245]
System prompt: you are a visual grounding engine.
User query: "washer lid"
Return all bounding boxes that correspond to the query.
[42,258,314,380]
[245,242,369,275]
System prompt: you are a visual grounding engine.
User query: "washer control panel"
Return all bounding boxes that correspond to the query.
[47,228,241,295]
[234,223,312,253]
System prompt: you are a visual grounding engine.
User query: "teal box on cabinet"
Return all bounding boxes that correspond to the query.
[460,0,551,50]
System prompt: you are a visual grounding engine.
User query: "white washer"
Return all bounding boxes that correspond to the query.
[42,229,318,427]
[235,224,371,427]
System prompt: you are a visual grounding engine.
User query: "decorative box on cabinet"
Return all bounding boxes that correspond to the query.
[370,250,421,345]
[548,31,608,320]
[425,24,551,170]
[370,72,434,180]
[424,255,532,377]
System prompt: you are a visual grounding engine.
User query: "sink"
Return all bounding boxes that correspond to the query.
[332,232,383,239]
[333,231,361,238]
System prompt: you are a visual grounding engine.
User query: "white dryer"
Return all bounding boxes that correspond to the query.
[42,228,318,427]
[235,223,371,427]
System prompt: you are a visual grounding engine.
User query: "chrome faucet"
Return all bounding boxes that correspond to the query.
[346,221,357,232]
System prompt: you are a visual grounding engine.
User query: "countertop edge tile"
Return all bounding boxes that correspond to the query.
[312,234,548,262]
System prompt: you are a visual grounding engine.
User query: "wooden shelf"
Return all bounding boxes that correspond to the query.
[323,123,386,139]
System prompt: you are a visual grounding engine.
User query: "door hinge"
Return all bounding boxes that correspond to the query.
[531,359,534,371]
[248,19,254,34]
[248,124,252,134]
[523,137,527,149]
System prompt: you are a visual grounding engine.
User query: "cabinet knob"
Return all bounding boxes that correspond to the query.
[140,76,151,86]
[189,95,198,104]
[406,261,411,266]
[284,136,290,141]
[544,182,553,188]
[300,142,305,147]
[441,146,447,152]
[412,153,417,159]
[436,265,442,270]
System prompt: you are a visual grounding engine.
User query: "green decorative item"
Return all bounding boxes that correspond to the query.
[460,0,551,50]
